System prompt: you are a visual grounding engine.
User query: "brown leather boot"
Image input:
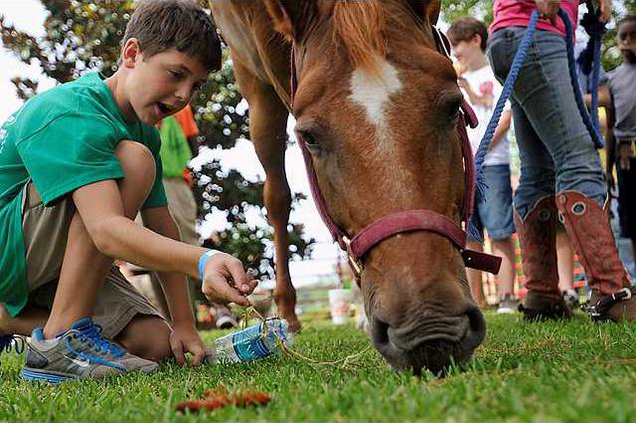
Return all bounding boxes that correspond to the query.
[556,191,635,322]
[515,196,572,320]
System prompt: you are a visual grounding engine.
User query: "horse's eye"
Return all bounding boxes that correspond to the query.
[448,100,461,121]
[436,92,463,126]
[296,130,319,149]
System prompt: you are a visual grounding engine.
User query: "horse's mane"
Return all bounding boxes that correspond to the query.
[331,1,386,72]
[331,1,424,73]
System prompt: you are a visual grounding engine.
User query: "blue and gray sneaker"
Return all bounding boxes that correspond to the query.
[21,317,158,383]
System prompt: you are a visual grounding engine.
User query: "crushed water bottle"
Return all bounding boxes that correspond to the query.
[212,317,293,364]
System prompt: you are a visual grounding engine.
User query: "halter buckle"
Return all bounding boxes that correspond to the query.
[342,236,363,276]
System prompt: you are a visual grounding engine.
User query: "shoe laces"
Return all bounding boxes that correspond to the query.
[0,335,25,355]
[68,323,125,359]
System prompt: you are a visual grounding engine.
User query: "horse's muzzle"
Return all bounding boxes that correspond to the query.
[369,304,486,375]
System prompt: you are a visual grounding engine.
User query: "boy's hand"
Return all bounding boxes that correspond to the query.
[457,76,470,91]
[169,324,206,366]
[535,0,561,26]
[201,252,258,306]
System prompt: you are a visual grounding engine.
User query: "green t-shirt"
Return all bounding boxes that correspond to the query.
[159,115,192,178]
[0,72,167,317]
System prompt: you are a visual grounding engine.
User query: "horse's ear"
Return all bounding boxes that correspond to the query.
[405,0,441,25]
[265,0,333,41]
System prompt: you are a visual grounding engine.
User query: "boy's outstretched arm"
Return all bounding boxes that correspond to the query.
[140,206,205,365]
[71,179,258,308]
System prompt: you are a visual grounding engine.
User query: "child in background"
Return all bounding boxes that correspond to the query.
[601,16,636,278]
[449,17,518,313]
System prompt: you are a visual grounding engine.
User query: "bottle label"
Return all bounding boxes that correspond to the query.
[231,323,274,361]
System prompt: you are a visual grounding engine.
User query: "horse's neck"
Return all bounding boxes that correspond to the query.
[210,2,292,108]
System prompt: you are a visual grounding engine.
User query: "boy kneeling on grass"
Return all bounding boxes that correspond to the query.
[0,0,257,382]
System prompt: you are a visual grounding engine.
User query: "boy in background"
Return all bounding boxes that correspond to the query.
[449,18,518,313]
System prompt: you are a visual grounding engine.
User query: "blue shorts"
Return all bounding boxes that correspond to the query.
[468,164,515,241]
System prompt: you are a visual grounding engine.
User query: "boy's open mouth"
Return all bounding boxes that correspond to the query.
[156,102,174,115]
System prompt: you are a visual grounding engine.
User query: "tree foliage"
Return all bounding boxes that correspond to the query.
[0,0,312,279]
[441,0,494,26]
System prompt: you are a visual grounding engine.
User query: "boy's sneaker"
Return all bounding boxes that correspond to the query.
[497,294,519,314]
[21,317,158,383]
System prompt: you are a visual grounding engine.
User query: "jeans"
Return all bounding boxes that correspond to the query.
[468,164,515,241]
[488,27,606,219]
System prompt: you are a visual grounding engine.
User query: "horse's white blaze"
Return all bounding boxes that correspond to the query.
[349,57,403,139]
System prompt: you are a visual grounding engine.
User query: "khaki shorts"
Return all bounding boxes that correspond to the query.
[163,177,199,246]
[21,182,162,339]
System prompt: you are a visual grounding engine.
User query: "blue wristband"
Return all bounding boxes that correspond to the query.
[198,250,220,281]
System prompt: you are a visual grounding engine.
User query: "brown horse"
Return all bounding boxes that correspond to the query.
[209,0,486,374]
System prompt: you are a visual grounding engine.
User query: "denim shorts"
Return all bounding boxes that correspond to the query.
[468,164,515,241]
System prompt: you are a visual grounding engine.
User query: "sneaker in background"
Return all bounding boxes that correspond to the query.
[21,317,158,383]
[562,289,579,310]
[497,293,519,314]
[215,311,239,329]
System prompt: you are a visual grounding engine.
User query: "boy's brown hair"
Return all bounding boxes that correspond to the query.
[123,0,221,71]
[618,15,636,29]
[448,17,488,52]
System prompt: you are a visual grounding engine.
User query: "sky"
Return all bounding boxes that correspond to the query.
[0,0,342,288]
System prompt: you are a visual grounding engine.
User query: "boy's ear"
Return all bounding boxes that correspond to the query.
[472,33,483,47]
[121,38,141,68]
[264,0,334,41]
[404,0,441,25]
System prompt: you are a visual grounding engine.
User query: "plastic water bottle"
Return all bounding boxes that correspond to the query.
[212,318,293,364]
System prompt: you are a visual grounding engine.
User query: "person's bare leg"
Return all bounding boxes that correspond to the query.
[491,238,516,297]
[43,141,155,338]
[116,315,172,362]
[0,304,48,337]
[556,231,575,292]
[466,240,488,307]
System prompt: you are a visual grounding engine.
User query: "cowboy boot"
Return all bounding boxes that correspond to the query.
[556,191,635,322]
[515,196,573,320]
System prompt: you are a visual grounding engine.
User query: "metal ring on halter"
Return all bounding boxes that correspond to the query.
[342,236,363,276]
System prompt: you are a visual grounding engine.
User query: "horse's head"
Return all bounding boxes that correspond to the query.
[265,0,486,374]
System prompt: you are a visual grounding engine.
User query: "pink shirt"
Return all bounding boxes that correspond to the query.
[491,0,581,36]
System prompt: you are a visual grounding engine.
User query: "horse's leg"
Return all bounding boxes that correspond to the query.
[232,62,300,332]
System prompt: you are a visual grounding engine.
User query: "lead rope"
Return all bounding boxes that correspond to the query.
[474,8,605,195]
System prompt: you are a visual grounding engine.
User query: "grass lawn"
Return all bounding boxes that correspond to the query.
[1,312,635,422]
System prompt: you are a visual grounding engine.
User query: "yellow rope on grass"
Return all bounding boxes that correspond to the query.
[239,303,372,369]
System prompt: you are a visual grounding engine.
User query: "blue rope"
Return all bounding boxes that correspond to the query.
[474,10,540,201]
[474,8,605,203]
[561,9,605,149]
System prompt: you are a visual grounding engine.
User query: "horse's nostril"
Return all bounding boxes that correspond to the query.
[372,317,390,344]
[463,305,487,351]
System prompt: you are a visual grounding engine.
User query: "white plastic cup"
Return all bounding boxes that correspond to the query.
[328,289,353,325]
